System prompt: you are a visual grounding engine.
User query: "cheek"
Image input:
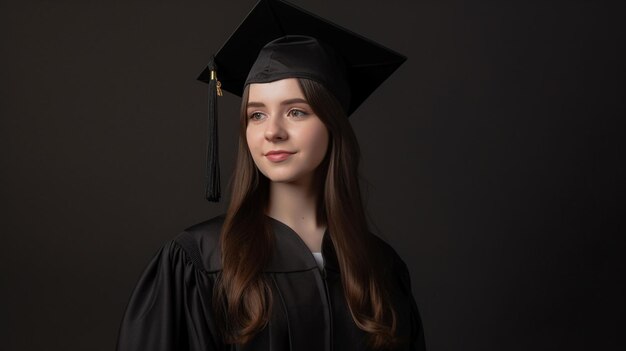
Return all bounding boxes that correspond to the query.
[245,128,265,167]
[304,123,329,159]
[245,127,258,151]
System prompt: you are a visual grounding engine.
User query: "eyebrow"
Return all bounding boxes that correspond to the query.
[247,98,309,108]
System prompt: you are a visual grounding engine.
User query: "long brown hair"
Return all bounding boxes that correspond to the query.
[213,78,399,349]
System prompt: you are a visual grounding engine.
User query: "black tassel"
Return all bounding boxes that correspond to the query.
[205,56,222,202]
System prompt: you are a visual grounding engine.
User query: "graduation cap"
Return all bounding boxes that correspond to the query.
[198,0,407,202]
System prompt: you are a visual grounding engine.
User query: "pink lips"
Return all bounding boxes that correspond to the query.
[265,150,295,162]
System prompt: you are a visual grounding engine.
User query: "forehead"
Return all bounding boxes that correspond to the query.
[247,78,305,105]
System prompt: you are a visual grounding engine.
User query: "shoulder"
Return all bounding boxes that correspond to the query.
[172,213,226,273]
[368,232,418,305]
[367,232,411,275]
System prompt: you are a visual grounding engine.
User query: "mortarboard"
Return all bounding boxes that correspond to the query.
[197,0,407,202]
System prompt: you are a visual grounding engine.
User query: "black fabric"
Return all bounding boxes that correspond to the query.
[245,35,352,113]
[116,214,426,351]
[196,0,406,116]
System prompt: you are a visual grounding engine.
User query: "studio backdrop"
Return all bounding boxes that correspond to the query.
[1,0,623,350]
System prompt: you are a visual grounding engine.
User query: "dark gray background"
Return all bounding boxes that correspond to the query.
[1,0,624,350]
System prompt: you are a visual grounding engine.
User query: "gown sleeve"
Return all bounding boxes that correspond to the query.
[116,239,220,351]
[398,259,427,351]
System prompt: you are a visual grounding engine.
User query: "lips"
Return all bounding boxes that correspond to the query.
[265,150,295,162]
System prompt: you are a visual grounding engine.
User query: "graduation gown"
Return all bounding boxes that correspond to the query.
[116,214,426,351]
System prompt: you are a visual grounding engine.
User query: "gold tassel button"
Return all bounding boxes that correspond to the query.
[210,70,223,96]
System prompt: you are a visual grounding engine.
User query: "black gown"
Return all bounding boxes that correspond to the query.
[116,214,426,351]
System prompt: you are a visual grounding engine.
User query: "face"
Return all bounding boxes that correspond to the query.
[245,78,329,185]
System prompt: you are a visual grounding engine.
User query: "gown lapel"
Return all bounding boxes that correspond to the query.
[262,216,334,351]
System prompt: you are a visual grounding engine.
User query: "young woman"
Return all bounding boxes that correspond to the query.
[116,1,425,350]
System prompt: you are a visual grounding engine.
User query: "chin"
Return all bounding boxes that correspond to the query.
[260,169,310,184]
[264,173,301,184]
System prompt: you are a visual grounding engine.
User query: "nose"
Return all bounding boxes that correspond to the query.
[264,114,288,142]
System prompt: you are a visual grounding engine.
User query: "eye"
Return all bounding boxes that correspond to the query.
[248,112,265,121]
[288,109,307,118]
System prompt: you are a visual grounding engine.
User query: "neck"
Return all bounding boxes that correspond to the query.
[266,174,323,232]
